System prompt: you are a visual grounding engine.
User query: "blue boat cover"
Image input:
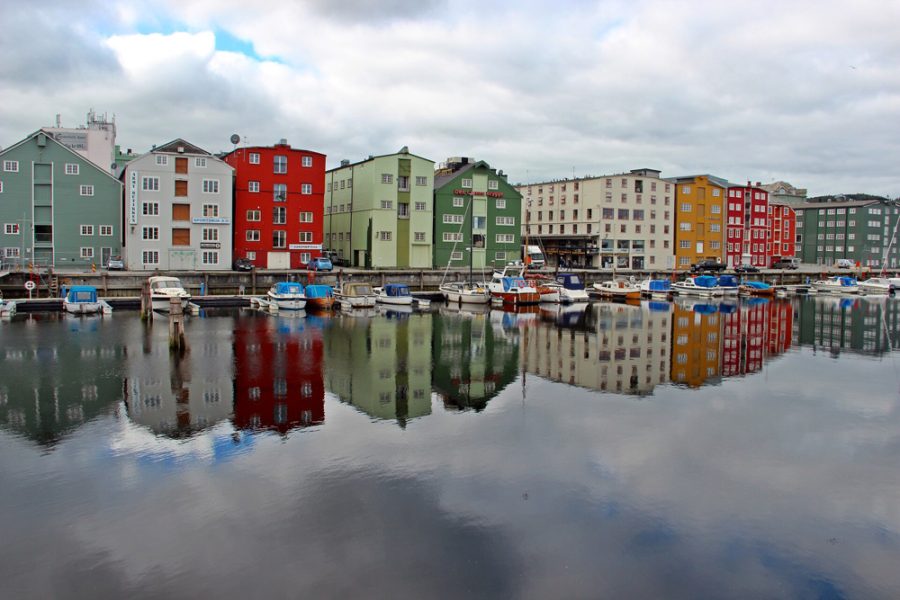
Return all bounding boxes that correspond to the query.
[838,277,857,286]
[743,281,770,290]
[556,273,584,290]
[384,283,410,297]
[647,279,671,292]
[502,277,528,291]
[305,284,333,298]
[717,275,740,288]
[693,275,719,288]
[66,285,98,302]
[274,282,304,295]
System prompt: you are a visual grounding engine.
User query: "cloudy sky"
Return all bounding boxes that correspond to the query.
[2,0,899,196]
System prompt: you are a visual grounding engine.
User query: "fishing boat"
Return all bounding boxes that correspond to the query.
[639,278,672,300]
[488,263,540,306]
[717,274,741,295]
[148,276,192,312]
[592,278,641,301]
[812,276,859,294]
[376,283,414,306]
[672,275,724,297]
[63,285,103,315]
[334,281,377,308]
[440,281,491,304]
[739,280,775,296]
[554,273,590,303]
[267,281,307,310]
[304,284,335,310]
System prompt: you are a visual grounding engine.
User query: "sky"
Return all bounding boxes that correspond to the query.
[2,0,899,197]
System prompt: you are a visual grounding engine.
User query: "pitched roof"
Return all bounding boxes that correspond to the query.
[152,138,211,156]
[326,147,434,172]
[0,130,122,184]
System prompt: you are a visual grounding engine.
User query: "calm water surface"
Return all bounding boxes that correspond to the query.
[1,296,899,599]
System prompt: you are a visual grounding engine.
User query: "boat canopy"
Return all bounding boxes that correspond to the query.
[274,282,304,295]
[502,277,528,291]
[646,279,672,292]
[150,277,184,291]
[66,285,98,302]
[693,275,719,288]
[384,283,410,297]
[344,282,373,295]
[556,273,584,289]
[717,275,740,288]
[305,284,333,298]
[837,276,857,286]
[743,281,771,290]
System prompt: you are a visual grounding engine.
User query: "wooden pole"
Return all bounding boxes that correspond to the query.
[140,280,152,321]
[168,297,186,351]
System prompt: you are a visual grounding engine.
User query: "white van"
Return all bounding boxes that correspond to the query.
[836,259,854,268]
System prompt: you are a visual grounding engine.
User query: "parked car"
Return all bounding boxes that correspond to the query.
[323,251,346,267]
[690,260,726,273]
[836,259,854,268]
[734,264,760,273]
[233,257,255,271]
[307,256,333,272]
[771,259,799,270]
[107,256,125,271]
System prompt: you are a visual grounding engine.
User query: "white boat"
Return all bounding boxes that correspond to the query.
[439,281,491,304]
[334,281,377,308]
[148,276,192,312]
[488,263,540,306]
[0,292,16,318]
[858,277,895,295]
[812,276,859,294]
[672,275,724,297]
[553,273,590,303]
[268,281,307,310]
[639,278,672,300]
[376,283,414,306]
[63,285,103,315]
[592,279,641,301]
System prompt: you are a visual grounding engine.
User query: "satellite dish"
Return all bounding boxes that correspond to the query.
[230,134,240,145]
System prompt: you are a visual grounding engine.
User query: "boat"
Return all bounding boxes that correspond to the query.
[858,277,895,295]
[639,278,672,300]
[304,284,335,310]
[488,263,540,306]
[148,276,192,312]
[554,273,590,303]
[527,275,562,303]
[439,281,491,304]
[739,280,775,296]
[267,281,307,310]
[812,276,859,294]
[592,278,641,301]
[376,283,414,306]
[672,275,724,297]
[334,281,377,308]
[717,274,741,295]
[0,292,16,318]
[62,285,103,315]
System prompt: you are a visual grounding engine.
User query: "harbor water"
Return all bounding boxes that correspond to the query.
[1,296,899,598]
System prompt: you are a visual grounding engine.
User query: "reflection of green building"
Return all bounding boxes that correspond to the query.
[324,312,433,426]
[795,297,899,356]
[431,308,520,411]
[0,315,126,446]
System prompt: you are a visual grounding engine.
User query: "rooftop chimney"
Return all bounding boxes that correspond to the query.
[340,159,350,167]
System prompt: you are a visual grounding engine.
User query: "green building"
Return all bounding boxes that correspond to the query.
[432,158,523,270]
[324,147,434,268]
[795,198,899,268]
[0,131,123,270]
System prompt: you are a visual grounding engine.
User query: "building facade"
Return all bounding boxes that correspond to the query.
[768,202,797,265]
[724,183,770,267]
[122,139,233,271]
[760,181,808,207]
[324,147,434,268]
[672,175,727,270]
[517,169,674,270]
[794,199,900,268]
[433,158,522,270]
[223,140,326,269]
[0,131,122,270]
[42,110,118,175]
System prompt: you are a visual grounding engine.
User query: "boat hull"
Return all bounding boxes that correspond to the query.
[63,301,103,315]
[335,295,376,308]
[492,291,540,306]
[307,297,335,310]
[377,296,414,306]
[151,295,191,312]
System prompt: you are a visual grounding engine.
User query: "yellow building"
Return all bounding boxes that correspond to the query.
[672,175,728,270]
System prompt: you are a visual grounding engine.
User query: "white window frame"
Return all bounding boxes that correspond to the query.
[274,155,288,174]
[3,160,19,172]
[301,155,313,167]
[202,204,219,217]
[80,247,94,259]
[65,163,79,175]
[414,231,426,242]
[142,202,159,216]
[299,212,313,223]
[80,185,94,196]
[195,157,207,168]
[202,179,219,194]
[142,176,159,191]
[443,232,463,242]
[298,231,313,243]
[246,230,260,242]
[496,198,506,209]
[99,225,113,236]
[249,153,260,164]
[5,247,20,258]
[142,226,159,240]
[201,251,219,265]
[488,180,499,190]
[415,201,427,211]
[453,197,464,207]
[5,223,19,234]
[415,176,427,186]
[380,200,393,210]
[155,155,168,166]
[248,181,260,193]
[301,183,312,195]
[80,225,94,236]
[381,174,393,184]
[142,250,159,265]
[450,251,463,260]
[202,227,219,242]
[495,234,514,243]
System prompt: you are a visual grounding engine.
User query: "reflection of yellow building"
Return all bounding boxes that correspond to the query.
[522,303,670,395]
[673,175,727,269]
[670,301,722,387]
[325,313,433,426]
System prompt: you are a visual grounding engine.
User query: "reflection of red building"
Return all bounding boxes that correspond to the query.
[223,141,326,269]
[766,300,793,355]
[232,315,325,434]
[721,300,794,377]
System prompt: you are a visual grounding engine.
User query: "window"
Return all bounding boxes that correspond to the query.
[155,155,168,166]
[202,204,219,217]
[496,216,515,226]
[381,174,393,184]
[398,203,409,218]
[5,224,19,234]
[710,224,721,232]
[453,197,464,207]
[142,202,159,216]
[414,232,426,242]
[415,176,427,186]
[415,201,426,211]
[273,206,286,224]
[681,185,690,194]
[398,176,409,191]
[443,214,464,224]
[273,183,287,202]
[248,181,260,193]
[711,204,721,214]
[143,250,159,264]
[496,198,506,209]
[77,247,93,259]
[65,163,79,175]
[80,185,94,196]
[246,230,260,242]
[3,160,19,172]
[679,240,690,249]
[443,232,463,242]
[301,183,312,195]
[461,178,473,188]
[450,251,463,260]
[80,225,94,236]
[488,180,499,190]
[380,200,393,209]
[142,227,159,240]
[140,176,160,192]
[202,251,218,265]
[379,231,392,241]
[680,203,692,212]
[5,247,20,258]
[274,155,287,174]
[299,212,313,223]
[618,209,629,220]
[0,181,3,193]
[202,228,219,242]
[298,231,313,242]
[495,234,514,243]
[301,156,313,167]
[273,230,286,248]
[246,210,261,222]
[248,152,260,164]
[202,179,219,194]
[679,222,691,231]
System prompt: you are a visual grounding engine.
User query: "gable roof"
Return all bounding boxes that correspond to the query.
[152,138,211,156]
[0,130,122,184]
[326,147,434,173]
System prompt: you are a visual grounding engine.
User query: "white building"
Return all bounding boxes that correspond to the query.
[122,139,233,271]
[42,110,118,174]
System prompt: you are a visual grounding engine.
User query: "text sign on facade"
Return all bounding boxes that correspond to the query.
[128,171,139,225]
[54,131,88,151]
[191,217,231,224]
[200,242,221,249]
[288,244,323,250]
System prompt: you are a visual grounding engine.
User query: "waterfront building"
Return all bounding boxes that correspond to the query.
[433,158,522,271]
[794,198,900,268]
[324,147,434,268]
[517,168,673,270]
[671,175,728,270]
[223,140,326,269]
[0,130,123,270]
[768,202,797,266]
[760,181,808,207]
[122,139,234,271]
[724,182,770,268]
[41,110,118,175]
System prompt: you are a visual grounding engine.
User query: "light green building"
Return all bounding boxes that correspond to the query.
[0,131,123,270]
[324,147,434,268]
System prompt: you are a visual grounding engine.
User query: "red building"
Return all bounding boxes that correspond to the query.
[767,203,796,266]
[725,183,770,268]
[223,140,326,269]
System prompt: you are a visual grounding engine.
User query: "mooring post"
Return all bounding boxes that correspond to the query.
[140,280,152,321]
[169,297,186,351]
[251,269,256,295]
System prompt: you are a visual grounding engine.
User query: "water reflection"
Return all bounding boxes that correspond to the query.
[796,295,900,356]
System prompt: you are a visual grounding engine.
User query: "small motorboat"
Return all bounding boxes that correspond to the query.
[377,283,414,306]
[488,263,540,306]
[739,280,775,296]
[858,278,895,295]
[439,281,491,304]
[554,273,590,303]
[639,278,672,299]
[63,285,103,315]
[304,284,335,310]
[672,275,724,297]
[812,276,859,295]
[148,276,192,312]
[334,281,377,308]
[267,281,307,310]
[717,274,740,295]
[0,292,17,318]
[592,279,641,301]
